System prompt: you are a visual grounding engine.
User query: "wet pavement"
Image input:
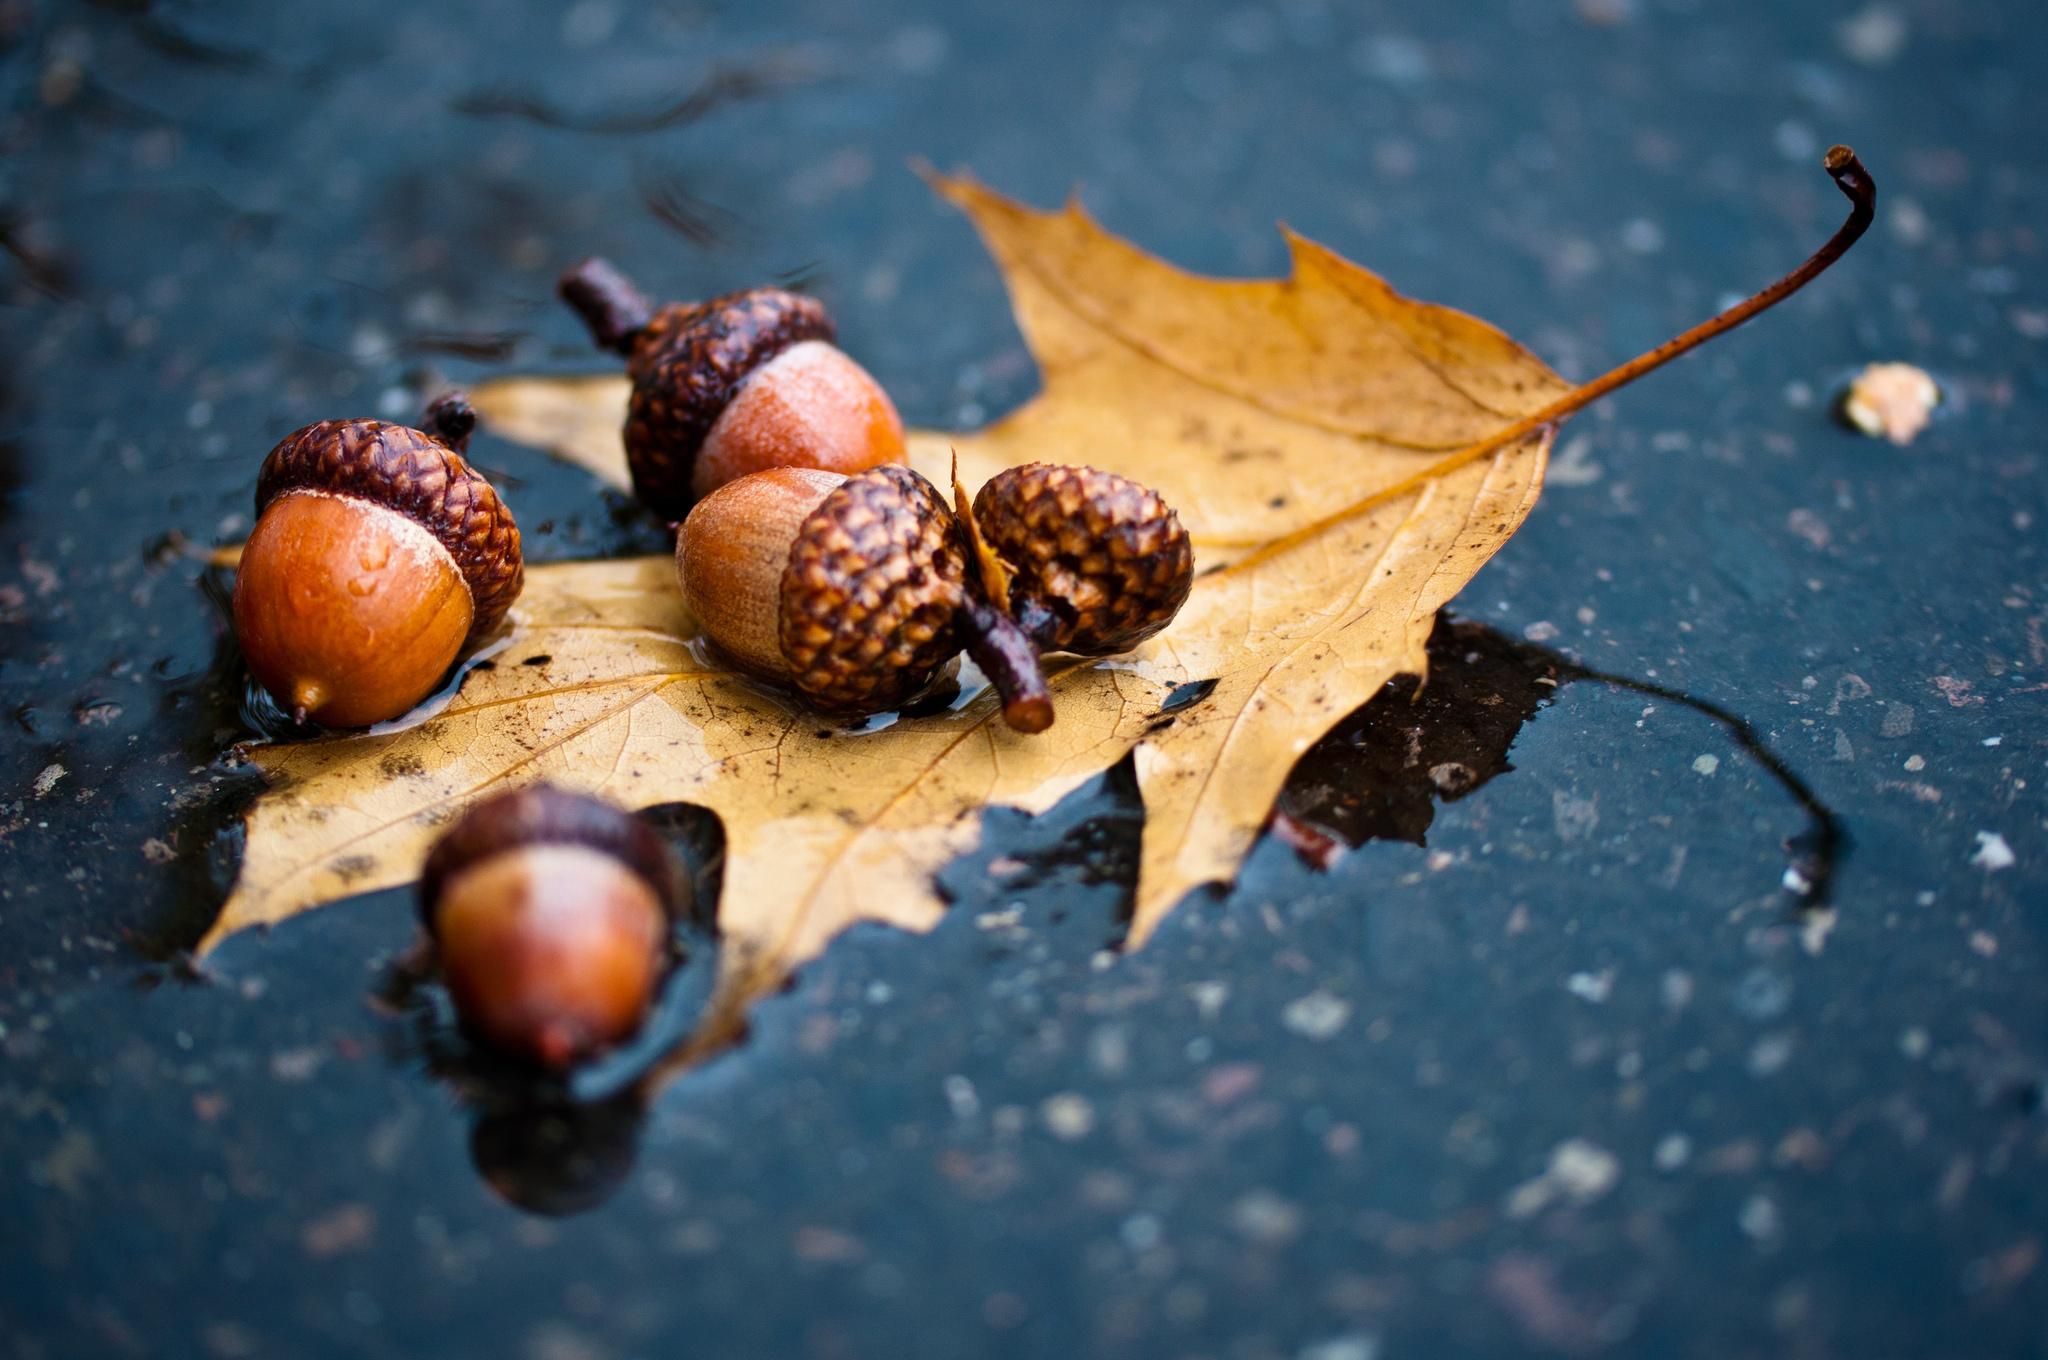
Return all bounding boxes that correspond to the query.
[1,1,2044,1356]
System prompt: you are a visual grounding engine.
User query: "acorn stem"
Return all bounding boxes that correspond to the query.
[962,600,1054,733]
[422,391,477,452]
[559,258,655,354]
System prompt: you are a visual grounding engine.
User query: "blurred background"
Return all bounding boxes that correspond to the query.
[1,2,2043,1357]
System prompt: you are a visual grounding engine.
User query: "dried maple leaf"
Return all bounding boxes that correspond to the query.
[202,150,1875,1060]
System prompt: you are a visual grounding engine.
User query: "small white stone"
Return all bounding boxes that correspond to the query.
[1548,1139,1621,1201]
[1837,4,1908,65]
[1740,1194,1781,1241]
[1750,1033,1795,1076]
[1567,971,1614,1004]
[1692,754,1720,776]
[1283,991,1352,1041]
[1841,361,1940,445]
[1299,1334,1379,1360]
[1041,1093,1095,1141]
[943,1075,980,1120]
[1970,832,2015,872]
[1653,1134,1692,1172]
[1230,1190,1303,1245]
[1119,1213,1161,1252]
[1189,981,1230,1021]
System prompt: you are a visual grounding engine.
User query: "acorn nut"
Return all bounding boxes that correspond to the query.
[560,258,906,520]
[972,463,1194,655]
[677,464,1054,733]
[232,393,523,728]
[420,785,682,1069]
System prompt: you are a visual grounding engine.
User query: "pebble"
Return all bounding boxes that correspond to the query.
[1841,362,1940,444]
[1548,1139,1621,1200]
[1837,4,1908,65]
[1299,1335,1379,1360]
[1749,1033,1795,1077]
[1739,1194,1782,1242]
[1230,1189,1304,1245]
[1282,991,1352,1040]
[1692,754,1720,776]
[1970,832,2015,872]
[1040,1093,1096,1141]
[1567,971,1614,1004]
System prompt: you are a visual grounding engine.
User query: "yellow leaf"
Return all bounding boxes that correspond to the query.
[209,151,1876,1059]
[217,175,1554,978]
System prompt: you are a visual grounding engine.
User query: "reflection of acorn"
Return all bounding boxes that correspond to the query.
[677,465,1054,732]
[232,393,522,727]
[560,259,905,520]
[470,1089,644,1218]
[420,786,681,1069]
[973,463,1193,655]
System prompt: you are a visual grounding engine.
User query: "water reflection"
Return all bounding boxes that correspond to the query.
[1277,616,1844,909]
[396,613,1843,1217]
[383,800,724,1216]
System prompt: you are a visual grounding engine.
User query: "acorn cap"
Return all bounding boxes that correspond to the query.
[419,786,682,933]
[972,463,1194,655]
[255,413,524,641]
[625,288,836,520]
[779,464,969,713]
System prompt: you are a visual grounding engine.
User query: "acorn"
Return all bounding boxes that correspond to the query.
[971,463,1194,655]
[420,785,682,1069]
[232,393,523,728]
[559,258,905,520]
[676,464,1054,733]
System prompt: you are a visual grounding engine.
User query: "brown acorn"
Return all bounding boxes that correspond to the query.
[677,464,1053,733]
[232,393,523,728]
[560,259,905,520]
[420,785,681,1069]
[972,463,1194,655]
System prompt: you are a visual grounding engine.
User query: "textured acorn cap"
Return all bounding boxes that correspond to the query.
[972,463,1193,655]
[623,288,836,520]
[255,416,524,640]
[779,465,970,714]
[419,785,682,932]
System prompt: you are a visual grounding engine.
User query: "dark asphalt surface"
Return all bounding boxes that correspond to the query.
[1,2,2043,1357]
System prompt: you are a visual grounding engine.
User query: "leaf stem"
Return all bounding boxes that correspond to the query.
[1226,147,1875,577]
[1500,145,1875,448]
